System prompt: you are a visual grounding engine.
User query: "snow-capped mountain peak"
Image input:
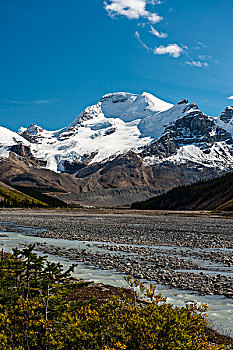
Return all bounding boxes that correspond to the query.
[69,92,173,128]
[0,92,232,175]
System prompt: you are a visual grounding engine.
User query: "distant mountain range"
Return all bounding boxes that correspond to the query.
[0,92,232,207]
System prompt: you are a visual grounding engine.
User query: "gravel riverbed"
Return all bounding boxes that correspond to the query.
[0,209,232,299]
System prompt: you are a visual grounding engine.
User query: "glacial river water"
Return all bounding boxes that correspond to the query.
[0,224,232,334]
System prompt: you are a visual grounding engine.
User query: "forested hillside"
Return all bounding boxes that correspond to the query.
[0,182,48,208]
[131,172,233,211]
[12,185,68,208]
[0,181,68,208]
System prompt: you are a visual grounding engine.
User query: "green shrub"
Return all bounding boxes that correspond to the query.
[0,248,224,350]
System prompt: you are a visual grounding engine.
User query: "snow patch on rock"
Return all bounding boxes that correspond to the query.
[0,126,29,158]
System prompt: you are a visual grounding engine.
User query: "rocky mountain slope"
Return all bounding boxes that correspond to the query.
[0,92,232,206]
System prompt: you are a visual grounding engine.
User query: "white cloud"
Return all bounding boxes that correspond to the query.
[104,0,162,23]
[154,44,183,58]
[135,31,151,50]
[227,96,233,100]
[150,26,167,38]
[104,0,190,61]
[147,12,162,23]
[186,60,208,68]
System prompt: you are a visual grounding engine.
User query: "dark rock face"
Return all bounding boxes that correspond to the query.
[141,111,233,160]
[63,160,86,174]
[177,99,198,110]
[9,144,47,167]
[9,144,33,158]
[10,144,34,159]
[100,94,128,104]
[220,106,233,124]
[21,124,45,143]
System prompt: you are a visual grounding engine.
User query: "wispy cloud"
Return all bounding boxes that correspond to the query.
[186,60,208,68]
[193,41,206,50]
[227,96,233,100]
[185,45,217,68]
[104,0,162,23]
[198,54,209,60]
[135,31,151,50]
[148,0,163,4]
[35,100,51,104]
[150,26,167,38]
[104,0,211,64]
[154,44,183,58]
[3,100,29,105]
[3,99,54,105]
[4,99,50,105]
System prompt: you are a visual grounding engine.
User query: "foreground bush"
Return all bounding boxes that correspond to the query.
[0,246,224,349]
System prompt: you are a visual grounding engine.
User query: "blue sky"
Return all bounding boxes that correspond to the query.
[0,0,232,131]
